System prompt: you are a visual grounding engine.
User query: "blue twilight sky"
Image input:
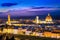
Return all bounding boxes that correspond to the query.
[0,0,60,17]
[0,0,60,12]
[0,0,60,8]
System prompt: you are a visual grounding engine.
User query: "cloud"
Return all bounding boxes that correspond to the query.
[24,7,60,12]
[1,3,18,7]
[5,7,59,16]
[0,6,60,16]
[31,7,46,9]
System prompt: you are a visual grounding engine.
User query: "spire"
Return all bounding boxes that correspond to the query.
[36,16,39,24]
[7,14,11,25]
[48,13,50,16]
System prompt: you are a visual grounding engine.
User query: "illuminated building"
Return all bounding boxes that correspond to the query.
[6,14,19,25]
[33,16,40,24]
[35,16,40,24]
[40,13,54,24]
[45,13,52,22]
[6,13,54,26]
[33,13,54,24]
[13,29,18,34]
[6,14,11,25]
[45,13,53,24]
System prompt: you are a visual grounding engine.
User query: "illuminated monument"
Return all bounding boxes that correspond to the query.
[45,13,52,22]
[6,14,19,26]
[33,16,40,24]
[44,13,53,24]
[6,14,11,25]
[6,13,54,25]
[36,16,39,24]
[33,13,54,24]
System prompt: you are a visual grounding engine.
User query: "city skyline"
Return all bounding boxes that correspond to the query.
[0,0,60,40]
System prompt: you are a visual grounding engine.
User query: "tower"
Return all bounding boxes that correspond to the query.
[7,14,11,25]
[36,16,39,24]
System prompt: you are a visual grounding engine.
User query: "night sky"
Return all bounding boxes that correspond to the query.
[0,0,60,19]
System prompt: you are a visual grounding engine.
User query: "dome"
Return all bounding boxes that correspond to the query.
[45,13,52,22]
